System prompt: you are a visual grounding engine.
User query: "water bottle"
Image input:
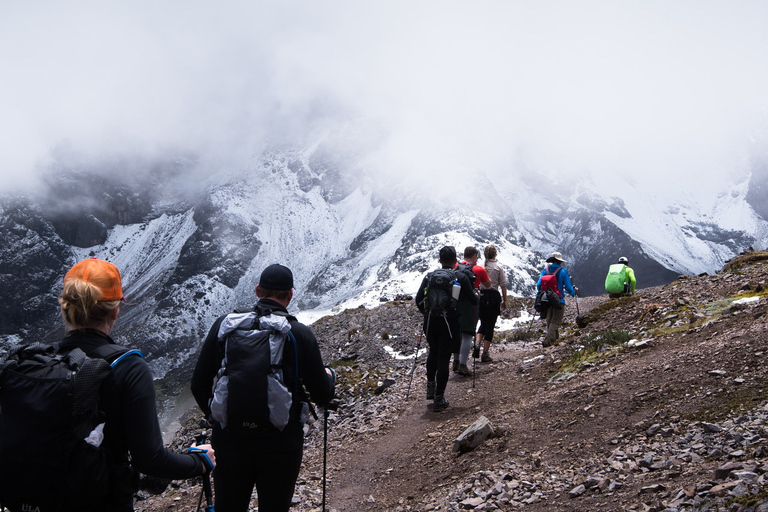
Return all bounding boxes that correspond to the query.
[451,280,461,300]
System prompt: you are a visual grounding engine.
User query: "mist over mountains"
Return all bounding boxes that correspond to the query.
[1,125,767,382]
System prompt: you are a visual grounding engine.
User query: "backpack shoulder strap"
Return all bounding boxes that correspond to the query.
[89,344,143,367]
[547,265,562,276]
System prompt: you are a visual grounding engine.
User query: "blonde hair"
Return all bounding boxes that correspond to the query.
[59,279,120,329]
[484,245,497,260]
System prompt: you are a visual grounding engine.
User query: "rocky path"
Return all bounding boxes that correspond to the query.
[138,252,768,511]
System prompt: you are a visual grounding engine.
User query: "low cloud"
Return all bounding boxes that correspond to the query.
[1,1,767,195]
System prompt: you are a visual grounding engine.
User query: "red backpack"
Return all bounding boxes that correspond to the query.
[540,266,562,298]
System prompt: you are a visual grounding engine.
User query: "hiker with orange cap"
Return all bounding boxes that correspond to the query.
[0,258,215,512]
[536,252,577,347]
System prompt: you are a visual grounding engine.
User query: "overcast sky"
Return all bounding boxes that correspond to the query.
[2,1,767,193]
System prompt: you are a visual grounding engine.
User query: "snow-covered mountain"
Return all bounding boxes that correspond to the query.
[2,132,767,380]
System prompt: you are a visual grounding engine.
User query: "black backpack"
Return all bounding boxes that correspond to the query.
[209,310,305,438]
[456,262,477,288]
[422,268,459,317]
[0,342,140,512]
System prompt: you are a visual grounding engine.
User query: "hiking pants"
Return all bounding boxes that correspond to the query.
[545,304,565,346]
[477,289,501,342]
[477,308,499,342]
[425,316,458,397]
[211,428,303,512]
[458,332,474,365]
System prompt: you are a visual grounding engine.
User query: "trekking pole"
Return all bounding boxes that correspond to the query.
[193,432,214,512]
[322,400,339,512]
[405,329,423,400]
[472,293,480,389]
[575,288,580,316]
[472,337,477,389]
[523,305,536,347]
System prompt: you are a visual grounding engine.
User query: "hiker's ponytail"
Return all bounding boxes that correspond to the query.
[59,279,120,328]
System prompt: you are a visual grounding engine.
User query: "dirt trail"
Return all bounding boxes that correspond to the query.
[326,346,544,511]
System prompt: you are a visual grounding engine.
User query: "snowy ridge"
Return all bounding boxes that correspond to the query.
[72,212,197,301]
[2,140,767,383]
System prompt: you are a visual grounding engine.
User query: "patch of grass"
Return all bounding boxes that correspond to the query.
[327,360,390,398]
[721,249,768,272]
[575,296,640,327]
[504,322,540,342]
[728,491,768,507]
[553,329,632,378]
[685,387,768,424]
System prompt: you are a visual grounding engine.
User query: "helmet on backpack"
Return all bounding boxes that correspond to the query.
[618,257,628,264]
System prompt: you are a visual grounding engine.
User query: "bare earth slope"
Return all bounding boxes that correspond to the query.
[138,251,768,512]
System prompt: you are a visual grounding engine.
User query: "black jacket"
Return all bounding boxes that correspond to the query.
[191,299,335,451]
[60,329,207,511]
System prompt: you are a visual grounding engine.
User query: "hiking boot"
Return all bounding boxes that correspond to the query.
[481,353,493,363]
[452,357,459,373]
[457,364,471,376]
[433,395,450,412]
[426,381,435,400]
[541,338,552,348]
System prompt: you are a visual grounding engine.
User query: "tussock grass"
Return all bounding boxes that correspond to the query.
[576,295,640,327]
[554,329,632,378]
[721,249,768,272]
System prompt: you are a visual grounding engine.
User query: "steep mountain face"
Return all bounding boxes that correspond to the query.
[1,139,767,381]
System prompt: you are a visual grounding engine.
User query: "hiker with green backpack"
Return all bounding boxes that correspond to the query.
[605,256,636,298]
[0,258,215,512]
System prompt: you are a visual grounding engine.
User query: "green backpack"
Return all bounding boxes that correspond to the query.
[605,263,628,294]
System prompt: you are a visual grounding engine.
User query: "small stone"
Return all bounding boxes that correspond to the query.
[714,462,744,480]
[460,497,485,508]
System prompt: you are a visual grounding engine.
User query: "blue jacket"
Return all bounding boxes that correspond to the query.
[536,263,576,304]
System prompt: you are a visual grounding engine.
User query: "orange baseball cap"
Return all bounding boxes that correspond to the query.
[65,258,124,301]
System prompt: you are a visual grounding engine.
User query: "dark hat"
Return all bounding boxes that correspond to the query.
[259,264,294,291]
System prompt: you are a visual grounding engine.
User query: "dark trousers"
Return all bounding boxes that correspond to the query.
[212,428,304,512]
[425,315,459,397]
[477,289,501,341]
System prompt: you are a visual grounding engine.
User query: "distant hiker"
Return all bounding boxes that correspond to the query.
[605,256,636,298]
[476,245,508,362]
[536,252,577,347]
[191,263,335,512]
[0,258,215,512]
[415,246,478,411]
[452,246,491,372]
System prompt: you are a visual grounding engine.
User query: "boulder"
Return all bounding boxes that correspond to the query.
[453,416,495,453]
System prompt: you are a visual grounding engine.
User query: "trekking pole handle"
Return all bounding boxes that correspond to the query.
[188,445,215,474]
[191,435,215,512]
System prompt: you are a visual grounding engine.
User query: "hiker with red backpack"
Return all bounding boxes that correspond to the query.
[536,252,577,347]
[452,246,491,375]
[0,258,215,512]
